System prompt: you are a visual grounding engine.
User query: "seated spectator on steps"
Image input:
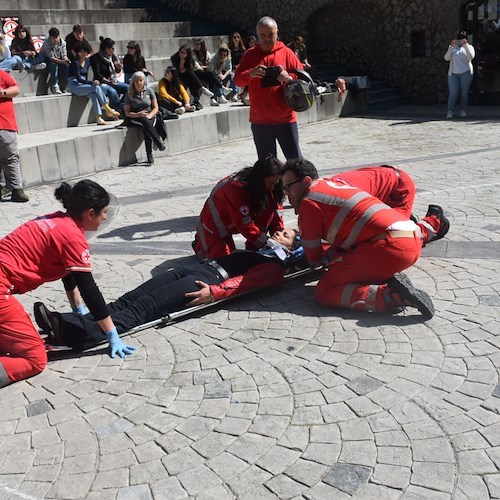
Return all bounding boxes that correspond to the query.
[192,38,227,107]
[0,32,23,72]
[65,25,92,60]
[228,31,246,68]
[124,71,166,166]
[91,37,128,111]
[68,41,121,125]
[171,44,214,110]
[123,41,154,84]
[41,27,70,94]
[287,35,312,71]
[33,228,304,352]
[157,66,195,114]
[10,26,47,71]
[208,43,239,103]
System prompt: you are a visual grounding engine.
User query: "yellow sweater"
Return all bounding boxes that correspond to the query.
[157,78,190,103]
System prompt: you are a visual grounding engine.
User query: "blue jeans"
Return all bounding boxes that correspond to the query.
[20,52,46,69]
[46,58,69,87]
[251,122,302,160]
[68,79,108,117]
[0,55,22,71]
[447,71,473,112]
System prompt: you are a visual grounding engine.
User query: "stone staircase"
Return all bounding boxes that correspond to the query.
[367,80,410,112]
[2,2,355,189]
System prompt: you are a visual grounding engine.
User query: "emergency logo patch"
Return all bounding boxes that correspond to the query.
[81,249,91,265]
[239,205,250,217]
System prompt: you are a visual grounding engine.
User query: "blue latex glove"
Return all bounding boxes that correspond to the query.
[73,303,89,315]
[106,327,137,359]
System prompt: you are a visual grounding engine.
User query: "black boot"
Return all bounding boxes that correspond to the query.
[386,273,435,320]
[425,205,450,242]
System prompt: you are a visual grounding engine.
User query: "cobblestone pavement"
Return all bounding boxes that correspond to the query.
[1,105,500,499]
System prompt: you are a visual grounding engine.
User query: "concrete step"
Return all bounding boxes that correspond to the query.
[2,0,128,9]
[0,9,159,25]
[18,92,347,189]
[22,22,191,42]
[19,22,191,42]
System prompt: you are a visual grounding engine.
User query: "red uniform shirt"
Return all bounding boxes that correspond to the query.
[0,212,91,294]
[299,179,407,266]
[0,70,18,132]
[198,174,283,248]
[234,41,303,125]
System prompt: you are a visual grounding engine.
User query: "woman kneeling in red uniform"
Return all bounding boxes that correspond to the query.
[0,180,136,388]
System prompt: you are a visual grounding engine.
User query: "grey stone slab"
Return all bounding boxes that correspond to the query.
[26,399,52,417]
[37,142,61,182]
[117,484,153,500]
[95,418,134,439]
[323,463,371,495]
[204,381,231,399]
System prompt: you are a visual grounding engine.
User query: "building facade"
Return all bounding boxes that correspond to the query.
[160,0,500,104]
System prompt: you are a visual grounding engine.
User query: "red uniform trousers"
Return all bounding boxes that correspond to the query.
[0,272,47,387]
[316,232,422,312]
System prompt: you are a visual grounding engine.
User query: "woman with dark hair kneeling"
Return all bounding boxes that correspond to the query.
[0,180,136,388]
[193,155,285,259]
[124,71,166,165]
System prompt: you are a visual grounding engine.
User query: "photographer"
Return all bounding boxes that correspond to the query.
[444,30,475,119]
[234,16,303,159]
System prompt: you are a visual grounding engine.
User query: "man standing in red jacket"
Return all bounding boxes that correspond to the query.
[234,16,303,160]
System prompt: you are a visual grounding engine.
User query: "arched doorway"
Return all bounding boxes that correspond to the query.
[465,0,500,101]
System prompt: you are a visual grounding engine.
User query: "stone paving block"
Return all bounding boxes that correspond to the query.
[278,425,310,451]
[266,473,307,498]
[286,458,330,487]
[411,462,455,493]
[93,467,130,489]
[177,464,222,496]
[116,484,153,500]
[339,440,377,467]
[346,375,384,395]
[371,463,411,489]
[227,433,276,463]
[149,476,188,500]
[457,449,497,474]
[228,464,272,497]
[322,463,371,496]
[485,474,500,498]
[48,472,94,499]
[400,485,450,499]
[339,419,373,441]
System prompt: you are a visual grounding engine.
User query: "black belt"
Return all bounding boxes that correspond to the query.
[207,260,229,281]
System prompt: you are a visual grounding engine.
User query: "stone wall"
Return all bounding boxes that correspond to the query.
[158,0,469,103]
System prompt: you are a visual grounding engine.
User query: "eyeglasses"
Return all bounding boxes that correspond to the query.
[283,178,303,193]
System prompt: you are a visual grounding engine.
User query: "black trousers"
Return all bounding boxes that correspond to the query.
[251,122,302,160]
[124,116,164,155]
[178,70,203,97]
[60,263,224,351]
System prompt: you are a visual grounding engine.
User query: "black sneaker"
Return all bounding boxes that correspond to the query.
[11,188,29,202]
[386,273,435,320]
[146,153,154,165]
[0,187,11,200]
[426,204,449,241]
[33,302,67,345]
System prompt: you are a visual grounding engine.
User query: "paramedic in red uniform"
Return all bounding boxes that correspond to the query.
[234,16,303,159]
[328,165,450,245]
[282,158,434,319]
[193,155,285,259]
[0,180,136,388]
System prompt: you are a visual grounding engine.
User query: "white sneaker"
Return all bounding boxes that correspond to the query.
[217,96,229,104]
[201,87,214,98]
[222,85,232,95]
[459,110,467,118]
[446,111,453,120]
[210,98,219,106]
[51,85,62,95]
[32,62,47,70]
[229,94,239,102]
[175,106,185,114]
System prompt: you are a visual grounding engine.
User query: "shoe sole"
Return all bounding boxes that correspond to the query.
[426,205,450,241]
[33,302,53,333]
[387,273,435,320]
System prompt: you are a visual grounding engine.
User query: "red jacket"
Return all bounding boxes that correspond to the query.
[299,179,407,266]
[210,262,285,301]
[234,41,302,125]
[328,165,416,218]
[197,173,284,249]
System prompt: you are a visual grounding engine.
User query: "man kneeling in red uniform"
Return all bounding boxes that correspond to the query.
[282,158,434,319]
